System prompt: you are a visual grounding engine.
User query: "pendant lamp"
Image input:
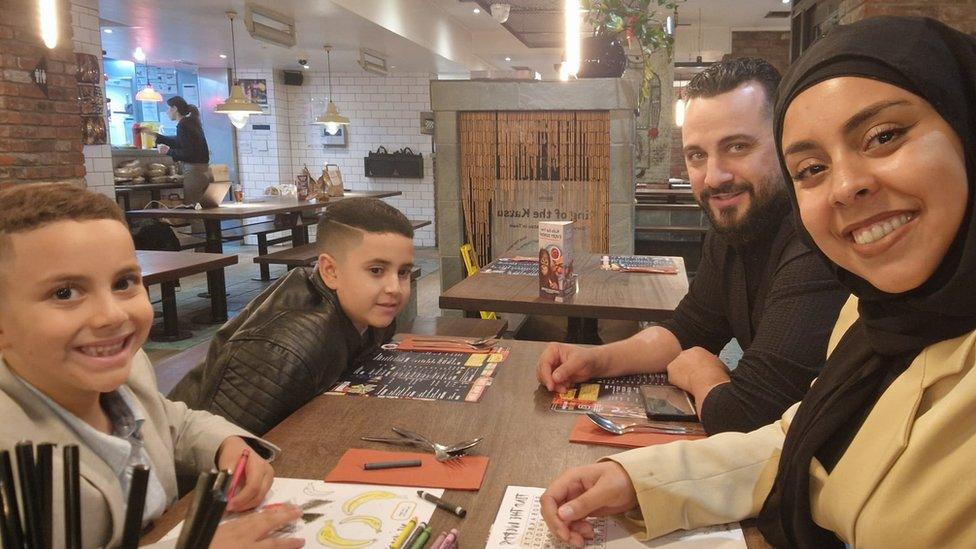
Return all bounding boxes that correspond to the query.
[215,11,261,129]
[314,45,349,134]
[134,51,162,102]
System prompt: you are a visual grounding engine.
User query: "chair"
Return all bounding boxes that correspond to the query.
[459,244,497,320]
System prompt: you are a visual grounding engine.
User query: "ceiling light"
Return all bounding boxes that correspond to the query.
[563,0,580,77]
[133,46,146,62]
[134,52,161,102]
[214,11,262,129]
[314,45,350,133]
[303,64,310,69]
[103,28,113,34]
[39,0,58,49]
[219,53,227,59]
[491,4,511,23]
[782,0,790,3]
[473,8,481,14]
[505,56,512,61]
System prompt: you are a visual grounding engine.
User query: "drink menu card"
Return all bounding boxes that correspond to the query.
[551,373,669,419]
[483,258,540,276]
[327,346,508,402]
[485,486,745,548]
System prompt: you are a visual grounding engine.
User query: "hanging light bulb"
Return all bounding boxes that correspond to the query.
[135,52,162,102]
[215,11,262,129]
[314,45,350,131]
[39,0,58,49]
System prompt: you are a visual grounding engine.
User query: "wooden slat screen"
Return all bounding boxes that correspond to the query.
[459,110,609,267]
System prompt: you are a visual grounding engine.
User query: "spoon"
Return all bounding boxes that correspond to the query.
[585,412,704,436]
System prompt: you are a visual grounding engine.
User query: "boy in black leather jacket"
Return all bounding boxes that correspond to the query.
[170,198,414,434]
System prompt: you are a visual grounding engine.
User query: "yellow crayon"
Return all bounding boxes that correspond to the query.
[391,517,418,549]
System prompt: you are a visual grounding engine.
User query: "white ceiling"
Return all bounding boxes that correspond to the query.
[96,0,790,77]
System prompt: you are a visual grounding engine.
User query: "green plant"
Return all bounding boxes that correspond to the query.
[582,0,680,106]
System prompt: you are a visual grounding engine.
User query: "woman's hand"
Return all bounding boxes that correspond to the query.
[217,436,275,512]
[209,505,304,549]
[540,462,639,546]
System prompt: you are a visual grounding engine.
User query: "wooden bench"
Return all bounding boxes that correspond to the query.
[138,250,238,342]
[253,220,431,270]
[154,317,508,395]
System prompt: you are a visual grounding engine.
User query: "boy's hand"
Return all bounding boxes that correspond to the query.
[217,436,274,512]
[210,505,304,549]
[536,343,605,394]
[540,462,639,546]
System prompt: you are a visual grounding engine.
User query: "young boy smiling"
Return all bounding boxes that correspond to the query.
[171,197,414,435]
[0,183,302,548]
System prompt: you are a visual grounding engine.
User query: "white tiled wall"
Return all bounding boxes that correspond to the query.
[234,70,436,247]
[70,0,114,198]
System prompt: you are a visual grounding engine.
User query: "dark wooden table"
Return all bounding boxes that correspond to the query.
[137,250,238,341]
[440,255,689,343]
[127,192,400,322]
[142,340,768,548]
[115,182,184,210]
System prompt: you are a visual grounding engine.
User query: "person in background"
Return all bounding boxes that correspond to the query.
[537,58,848,434]
[146,96,211,205]
[541,16,976,548]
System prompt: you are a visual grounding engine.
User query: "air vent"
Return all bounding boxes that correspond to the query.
[765,11,791,18]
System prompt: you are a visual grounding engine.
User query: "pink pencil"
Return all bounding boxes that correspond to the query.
[226,448,251,502]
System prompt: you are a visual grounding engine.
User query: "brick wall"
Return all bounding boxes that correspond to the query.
[730,31,791,76]
[235,70,436,247]
[0,0,85,186]
[838,0,976,34]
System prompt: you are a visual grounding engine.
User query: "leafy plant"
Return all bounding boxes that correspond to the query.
[582,0,681,105]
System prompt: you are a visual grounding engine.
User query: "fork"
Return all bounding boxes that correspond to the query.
[391,427,463,462]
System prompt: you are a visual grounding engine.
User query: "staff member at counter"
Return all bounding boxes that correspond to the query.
[144,96,210,204]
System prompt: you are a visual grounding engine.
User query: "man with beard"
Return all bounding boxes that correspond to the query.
[536,58,848,434]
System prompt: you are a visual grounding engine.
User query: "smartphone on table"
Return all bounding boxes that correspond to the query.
[639,385,698,422]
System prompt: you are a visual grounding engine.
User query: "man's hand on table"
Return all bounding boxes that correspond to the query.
[537,343,608,394]
[217,436,275,513]
[665,347,731,411]
[210,505,305,549]
[541,462,639,546]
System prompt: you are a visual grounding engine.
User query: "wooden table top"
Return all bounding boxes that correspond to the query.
[440,255,689,322]
[137,250,238,285]
[124,191,401,220]
[142,339,768,547]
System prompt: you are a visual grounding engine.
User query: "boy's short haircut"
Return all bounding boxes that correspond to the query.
[0,182,126,260]
[316,198,413,256]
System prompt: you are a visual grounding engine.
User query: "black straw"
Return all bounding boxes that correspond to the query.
[174,471,217,549]
[35,443,54,549]
[120,465,150,549]
[0,451,24,549]
[15,442,42,549]
[191,490,228,549]
[63,445,81,549]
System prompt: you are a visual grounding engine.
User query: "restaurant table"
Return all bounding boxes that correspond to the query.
[141,339,769,548]
[115,181,184,210]
[137,250,237,341]
[126,191,400,322]
[440,254,689,343]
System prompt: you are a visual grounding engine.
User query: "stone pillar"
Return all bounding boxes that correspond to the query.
[430,79,638,292]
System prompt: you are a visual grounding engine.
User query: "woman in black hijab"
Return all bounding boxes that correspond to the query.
[145,96,211,204]
[539,16,976,548]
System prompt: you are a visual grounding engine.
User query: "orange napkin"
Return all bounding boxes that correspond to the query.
[394,337,492,354]
[568,416,705,449]
[324,449,489,491]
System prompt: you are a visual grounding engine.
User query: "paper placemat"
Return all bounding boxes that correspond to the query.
[569,416,704,449]
[325,449,489,491]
